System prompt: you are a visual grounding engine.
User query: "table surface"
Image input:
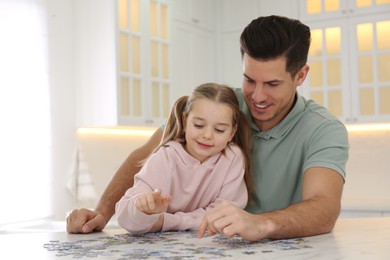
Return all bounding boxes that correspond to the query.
[0,217,389,259]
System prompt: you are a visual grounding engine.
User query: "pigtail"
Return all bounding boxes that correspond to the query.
[159,95,188,148]
[233,110,255,203]
[136,96,188,168]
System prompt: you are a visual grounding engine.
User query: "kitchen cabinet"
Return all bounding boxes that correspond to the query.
[170,0,215,30]
[116,0,171,126]
[169,0,217,101]
[170,21,217,100]
[298,0,390,123]
[116,0,217,127]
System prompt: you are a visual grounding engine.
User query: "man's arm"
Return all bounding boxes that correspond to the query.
[198,167,344,241]
[66,128,163,233]
[255,167,344,239]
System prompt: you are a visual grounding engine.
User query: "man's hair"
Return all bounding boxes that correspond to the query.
[240,15,311,77]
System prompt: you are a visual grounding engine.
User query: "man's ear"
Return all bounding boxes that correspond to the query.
[295,64,310,86]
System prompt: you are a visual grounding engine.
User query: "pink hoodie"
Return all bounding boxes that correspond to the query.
[115,140,248,234]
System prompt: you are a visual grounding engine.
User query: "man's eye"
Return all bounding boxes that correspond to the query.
[244,77,254,84]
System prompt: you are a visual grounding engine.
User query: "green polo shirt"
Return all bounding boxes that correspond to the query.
[234,89,349,214]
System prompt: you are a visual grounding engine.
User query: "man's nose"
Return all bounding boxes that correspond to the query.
[252,85,267,102]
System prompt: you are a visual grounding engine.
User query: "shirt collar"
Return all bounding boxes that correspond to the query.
[251,94,305,140]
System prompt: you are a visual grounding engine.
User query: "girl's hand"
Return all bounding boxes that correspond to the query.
[135,188,171,215]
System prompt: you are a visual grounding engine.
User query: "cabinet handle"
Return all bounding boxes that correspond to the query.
[341,9,354,14]
[192,18,199,24]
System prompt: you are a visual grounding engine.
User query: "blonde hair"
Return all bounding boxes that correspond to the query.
[157,83,254,199]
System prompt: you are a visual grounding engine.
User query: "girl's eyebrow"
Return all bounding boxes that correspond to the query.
[192,116,205,121]
[192,117,231,127]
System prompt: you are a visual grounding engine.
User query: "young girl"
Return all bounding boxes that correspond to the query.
[115,83,252,234]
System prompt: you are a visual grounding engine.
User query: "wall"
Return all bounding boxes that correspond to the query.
[73,128,390,221]
[47,0,390,221]
[48,0,117,220]
[341,128,390,217]
[48,0,77,221]
[69,127,156,212]
[73,0,117,127]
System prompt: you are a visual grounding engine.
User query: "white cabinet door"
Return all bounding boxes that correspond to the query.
[258,0,299,18]
[171,0,215,30]
[349,14,390,123]
[116,0,171,127]
[299,0,390,21]
[74,0,117,127]
[171,21,217,101]
[299,17,352,122]
[299,0,390,123]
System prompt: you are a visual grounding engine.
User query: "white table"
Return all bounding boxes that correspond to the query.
[0,217,389,259]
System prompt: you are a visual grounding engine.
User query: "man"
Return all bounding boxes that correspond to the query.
[67,15,349,241]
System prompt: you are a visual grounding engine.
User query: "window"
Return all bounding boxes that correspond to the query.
[116,0,171,126]
[0,0,51,224]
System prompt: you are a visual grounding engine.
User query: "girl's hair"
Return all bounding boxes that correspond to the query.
[157,82,254,199]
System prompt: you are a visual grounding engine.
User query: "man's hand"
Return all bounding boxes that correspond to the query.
[198,168,344,241]
[198,201,264,241]
[135,189,171,215]
[66,208,107,234]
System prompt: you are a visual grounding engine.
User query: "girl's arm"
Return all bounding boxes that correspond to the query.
[66,129,163,234]
[115,148,173,235]
[161,150,248,231]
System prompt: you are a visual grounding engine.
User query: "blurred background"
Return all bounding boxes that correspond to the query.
[0,0,389,230]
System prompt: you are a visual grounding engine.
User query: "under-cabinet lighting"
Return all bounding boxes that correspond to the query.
[77,124,390,136]
[346,123,390,132]
[77,127,157,136]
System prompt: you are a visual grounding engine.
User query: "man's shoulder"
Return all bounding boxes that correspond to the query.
[233,88,244,104]
[233,87,242,96]
[301,96,344,127]
[297,96,348,142]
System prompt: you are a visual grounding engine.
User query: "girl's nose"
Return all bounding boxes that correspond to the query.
[203,128,213,139]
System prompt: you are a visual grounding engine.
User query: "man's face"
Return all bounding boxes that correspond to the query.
[241,53,308,131]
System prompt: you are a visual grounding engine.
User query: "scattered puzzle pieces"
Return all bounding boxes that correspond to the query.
[43,231,312,259]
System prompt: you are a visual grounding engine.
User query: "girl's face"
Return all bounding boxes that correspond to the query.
[183,99,237,163]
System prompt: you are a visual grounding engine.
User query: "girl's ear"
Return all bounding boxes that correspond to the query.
[182,115,187,129]
[229,124,238,141]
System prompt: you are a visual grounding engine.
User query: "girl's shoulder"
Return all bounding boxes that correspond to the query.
[224,142,244,159]
[160,140,184,153]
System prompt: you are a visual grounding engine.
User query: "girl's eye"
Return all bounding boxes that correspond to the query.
[194,124,203,128]
[215,129,225,133]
